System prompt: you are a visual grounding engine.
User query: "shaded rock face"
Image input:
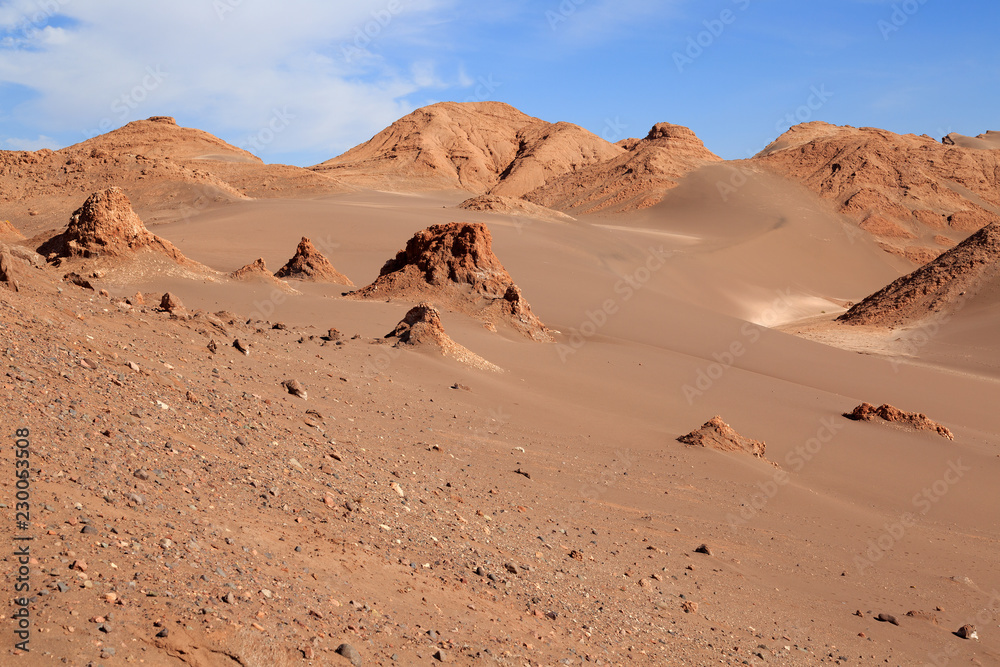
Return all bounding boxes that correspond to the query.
[753,122,1000,262]
[838,222,1000,328]
[845,402,954,440]
[350,222,551,341]
[37,187,187,263]
[274,237,353,285]
[677,416,767,459]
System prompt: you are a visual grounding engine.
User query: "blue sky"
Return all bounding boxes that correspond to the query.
[0,0,997,166]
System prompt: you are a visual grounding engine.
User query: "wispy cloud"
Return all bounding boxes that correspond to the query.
[0,0,457,161]
[3,133,58,150]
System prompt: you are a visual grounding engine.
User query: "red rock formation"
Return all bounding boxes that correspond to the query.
[845,403,953,440]
[838,222,1000,327]
[386,303,502,372]
[677,416,768,459]
[274,237,353,285]
[349,222,551,341]
[37,187,188,264]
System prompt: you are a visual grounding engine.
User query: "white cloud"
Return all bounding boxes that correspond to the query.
[3,133,59,150]
[0,0,457,160]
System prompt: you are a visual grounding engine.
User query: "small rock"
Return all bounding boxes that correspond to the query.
[391,482,405,497]
[236,435,248,446]
[335,643,363,666]
[71,559,87,572]
[433,649,449,662]
[876,613,899,626]
[282,379,307,399]
[451,383,470,391]
[233,339,250,356]
[127,361,140,371]
[160,292,184,314]
[63,272,94,290]
[207,340,218,354]
[155,628,169,638]
[694,544,713,556]
[568,550,583,561]
[681,600,699,614]
[504,563,518,575]
[222,592,236,604]
[956,624,978,640]
[134,469,150,480]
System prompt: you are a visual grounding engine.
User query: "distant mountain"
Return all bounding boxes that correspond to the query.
[1,116,344,235]
[753,122,1000,264]
[523,122,722,214]
[310,101,624,197]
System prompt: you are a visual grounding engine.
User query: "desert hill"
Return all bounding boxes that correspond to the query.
[310,101,623,196]
[0,116,344,235]
[523,122,722,214]
[838,221,1000,328]
[753,121,1000,263]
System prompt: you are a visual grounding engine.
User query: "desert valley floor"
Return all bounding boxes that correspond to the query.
[1,106,999,666]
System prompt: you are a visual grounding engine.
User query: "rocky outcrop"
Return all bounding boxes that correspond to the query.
[844,403,953,440]
[677,416,768,459]
[37,187,188,264]
[386,303,502,372]
[349,222,551,341]
[274,237,353,285]
[838,222,1000,327]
